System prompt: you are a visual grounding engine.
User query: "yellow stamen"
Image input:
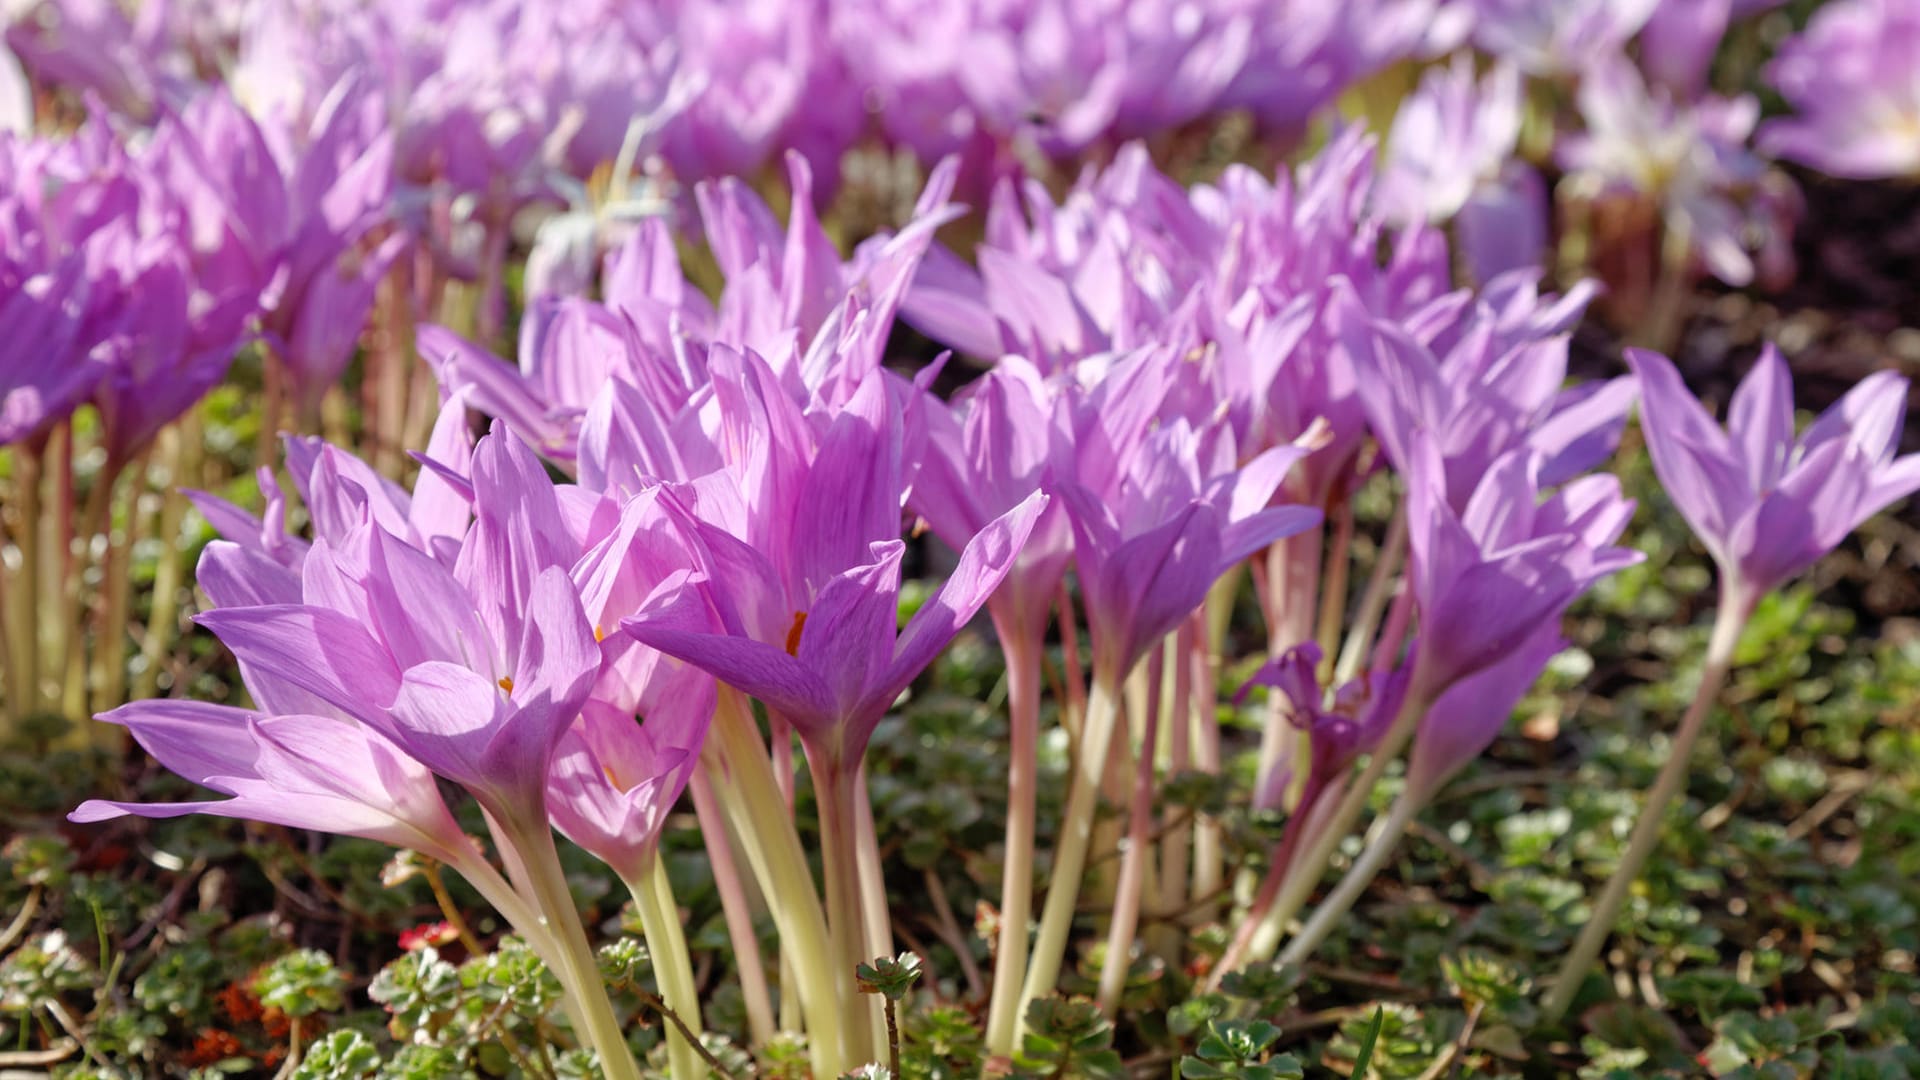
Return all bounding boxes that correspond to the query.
[594,625,607,643]
[497,676,514,693]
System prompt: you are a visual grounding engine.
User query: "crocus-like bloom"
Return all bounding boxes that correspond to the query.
[1759,0,1920,179]
[911,357,1074,639]
[1337,281,1631,500]
[545,670,709,882]
[903,129,1460,508]
[71,701,474,861]
[192,426,602,823]
[1626,346,1920,601]
[622,370,1050,768]
[1559,57,1798,289]
[1403,625,1565,798]
[1057,392,1321,677]
[1373,57,1546,283]
[0,111,261,459]
[430,156,962,468]
[1404,439,1640,698]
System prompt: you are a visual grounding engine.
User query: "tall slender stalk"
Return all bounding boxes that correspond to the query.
[504,816,645,1080]
[1154,624,1193,947]
[135,419,196,702]
[1096,658,1162,1011]
[1542,586,1751,1023]
[1013,674,1123,1045]
[13,444,42,720]
[688,769,776,1045]
[704,693,846,1075]
[812,755,880,1066]
[1191,580,1237,926]
[628,852,705,1080]
[1276,786,1422,970]
[984,609,1045,1054]
[853,765,894,1055]
[1335,508,1407,684]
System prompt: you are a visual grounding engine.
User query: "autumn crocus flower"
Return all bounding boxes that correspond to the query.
[72,701,472,857]
[1548,348,1919,1023]
[1627,346,1920,606]
[1016,393,1319,1028]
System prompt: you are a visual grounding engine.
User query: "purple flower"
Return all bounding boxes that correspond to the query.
[544,669,709,883]
[1405,439,1640,698]
[1337,280,1628,500]
[1404,625,1566,798]
[1759,0,1920,179]
[1640,0,1786,98]
[622,368,1049,767]
[71,701,473,860]
[1626,346,1920,601]
[191,426,603,822]
[902,128,1456,506]
[1055,390,1320,676]
[911,357,1074,637]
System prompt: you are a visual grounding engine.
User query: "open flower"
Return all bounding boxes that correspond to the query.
[1627,346,1920,602]
[71,702,473,861]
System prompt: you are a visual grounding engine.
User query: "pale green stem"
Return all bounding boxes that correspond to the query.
[1276,783,1422,971]
[504,816,645,1080]
[1015,673,1123,1042]
[984,622,1044,1056]
[1153,626,1192,956]
[706,695,846,1075]
[629,854,705,1080]
[812,755,879,1066]
[1542,586,1750,1023]
[1334,506,1407,684]
[1192,579,1237,925]
[1096,655,1162,1011]
[689,769,776,1046]
[853,765,892,1057]
[1315,496,1355,678]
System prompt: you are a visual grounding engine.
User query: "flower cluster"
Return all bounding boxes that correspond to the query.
[8,1,1916,1075]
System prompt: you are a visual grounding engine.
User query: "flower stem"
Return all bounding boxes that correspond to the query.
[628,853,704,1080]
[811,754,880,1065]
[1276,784,1423,970]
[1541,587,1750,1024]
[984,615,1044,1055]
[1243,688,1430,969]
[1015,672,1123,1040]
[1335,506,1406,684]
[688,769,776,1045]
[1096,653,1163,1011]
[705,693,846,1075]
[507,819,644,1080]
